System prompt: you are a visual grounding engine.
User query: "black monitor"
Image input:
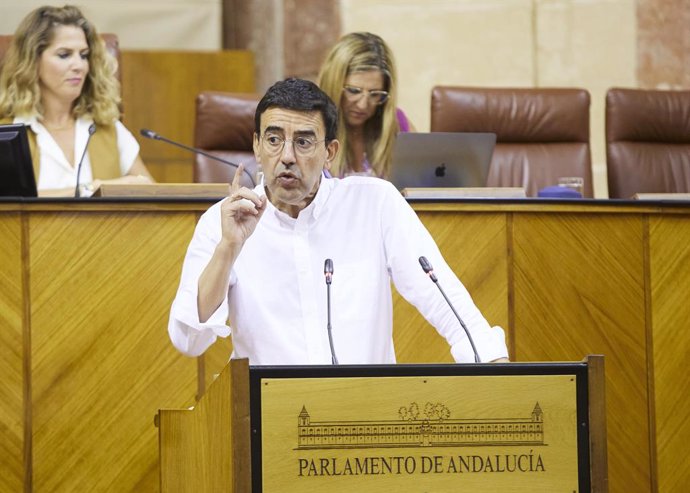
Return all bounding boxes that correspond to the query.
[0,123,38,197]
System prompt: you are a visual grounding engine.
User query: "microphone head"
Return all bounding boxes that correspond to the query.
[419,256,438,282]
[324,258,333,284]
[88,123,96,136]
[139,128,159,140]
[419,256,433,274]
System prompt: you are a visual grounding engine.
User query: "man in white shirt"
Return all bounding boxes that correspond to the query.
[168,78,509,365]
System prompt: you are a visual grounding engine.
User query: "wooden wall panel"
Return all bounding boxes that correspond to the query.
[512,213,650,492]
[393,211,509,363]
[121,50,255,184]
[0,214,25,492]
[649,216,690,492]
[28,211,199,491]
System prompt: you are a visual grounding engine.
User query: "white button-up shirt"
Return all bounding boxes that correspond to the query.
[14,115,139,190]
[168,176,507,364]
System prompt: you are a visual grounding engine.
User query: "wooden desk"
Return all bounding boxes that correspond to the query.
[1,198,688,492]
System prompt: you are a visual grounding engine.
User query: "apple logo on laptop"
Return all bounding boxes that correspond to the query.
[435,163,446,177]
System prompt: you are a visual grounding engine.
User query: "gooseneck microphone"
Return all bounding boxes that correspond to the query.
[324,258,338,365]
[74,123,97,197]
[139,128,256,186]
[419,256,481,363]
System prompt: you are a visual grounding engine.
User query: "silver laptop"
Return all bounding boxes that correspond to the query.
[389,132,496,190]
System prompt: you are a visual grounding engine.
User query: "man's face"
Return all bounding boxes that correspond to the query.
[253,108,338,218]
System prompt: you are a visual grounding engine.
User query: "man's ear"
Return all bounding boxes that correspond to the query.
[325,139,340,169]
[253,132,261,159]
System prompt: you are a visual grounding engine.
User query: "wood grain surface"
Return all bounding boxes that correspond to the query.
[512,212,649,490]
[648,216,690,492]
[2,199,689,492]
[0,213,24,492]
[159,359,250,493]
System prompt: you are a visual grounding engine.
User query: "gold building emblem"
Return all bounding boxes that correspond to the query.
[297,402,544,450]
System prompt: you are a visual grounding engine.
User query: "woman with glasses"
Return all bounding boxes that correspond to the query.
[317,32,414,178]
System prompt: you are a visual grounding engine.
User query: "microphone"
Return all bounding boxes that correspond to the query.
[139,128,255,186]
[74,123,97,197]
[419,256,481,363]
[324,258,338,365]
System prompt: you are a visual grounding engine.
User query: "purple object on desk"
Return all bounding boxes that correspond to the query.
[538,186,582,198]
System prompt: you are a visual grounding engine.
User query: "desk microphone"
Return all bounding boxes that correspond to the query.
[419,256,481,363]
[324,258,338,365]
[139,128,256,186]
[74,123,97,197]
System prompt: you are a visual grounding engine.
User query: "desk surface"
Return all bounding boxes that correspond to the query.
[3,195,690,213]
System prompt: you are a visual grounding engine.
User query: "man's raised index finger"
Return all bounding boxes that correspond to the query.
[230,163,245,191]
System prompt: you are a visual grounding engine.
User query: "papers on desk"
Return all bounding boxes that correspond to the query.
[401,187,526,199]
[633,193,690,201]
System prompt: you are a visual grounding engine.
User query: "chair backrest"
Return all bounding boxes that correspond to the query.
[0,33,121,83]
[431,86,593,197]
[194,91,260,186]
[606,88,690,198]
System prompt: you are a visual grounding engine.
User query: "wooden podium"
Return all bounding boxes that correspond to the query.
[158,356,607,492]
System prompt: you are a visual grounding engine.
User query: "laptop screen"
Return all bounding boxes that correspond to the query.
[389,132,496,190]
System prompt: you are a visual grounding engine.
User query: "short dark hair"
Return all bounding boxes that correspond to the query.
[254,78,338,142]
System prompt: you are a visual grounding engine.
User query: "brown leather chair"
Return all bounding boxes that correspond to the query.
[431,86,593,197]
[194,91,260,187]
[0,33,121,83]
[606,88,690,198]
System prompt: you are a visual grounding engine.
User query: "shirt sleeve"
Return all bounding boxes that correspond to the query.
[168,201,234,356]
[382,183,508,362]
[114,121,141,175]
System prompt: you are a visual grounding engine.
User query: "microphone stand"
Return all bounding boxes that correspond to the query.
[324,259,338,365]
[74,124,97,197]
[139,129,256,187]
[419,256,481,363]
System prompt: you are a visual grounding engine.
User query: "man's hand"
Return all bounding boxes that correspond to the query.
[219,164,267,249]
[197,164,267,323]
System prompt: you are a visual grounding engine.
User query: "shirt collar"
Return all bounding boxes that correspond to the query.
[263,173,334,225]
[13,114,94,133]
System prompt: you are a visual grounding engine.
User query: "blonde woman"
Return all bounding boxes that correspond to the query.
[0,5,153,197]
[317,32,414,179]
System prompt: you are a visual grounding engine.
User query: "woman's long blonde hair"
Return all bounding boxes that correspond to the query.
[317,32,399,178]
[0,5,121,125]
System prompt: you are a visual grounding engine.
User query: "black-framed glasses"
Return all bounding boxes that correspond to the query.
[342,85,389,105]
[260,133,325,157]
